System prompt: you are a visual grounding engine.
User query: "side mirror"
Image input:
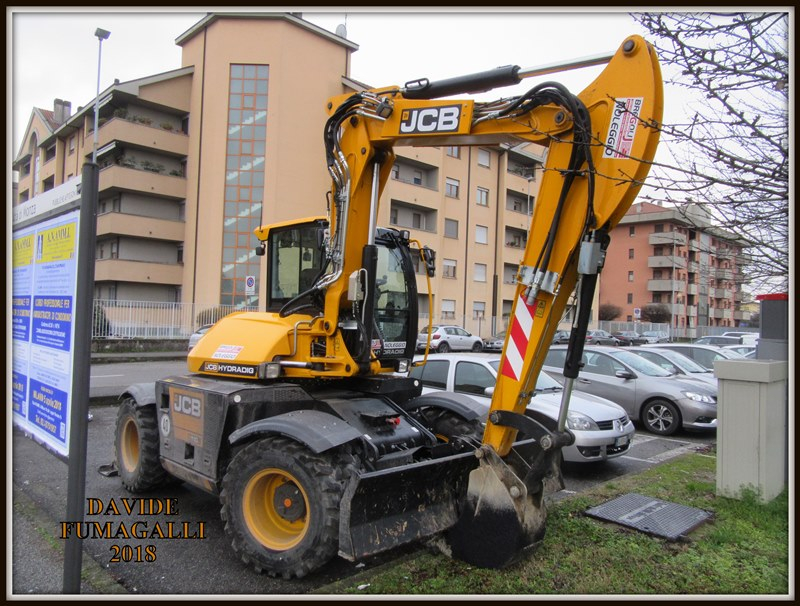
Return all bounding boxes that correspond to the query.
[615,370,634,380]
[484,386,495,397]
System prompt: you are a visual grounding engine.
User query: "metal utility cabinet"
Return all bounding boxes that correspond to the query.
[714,359,788,503]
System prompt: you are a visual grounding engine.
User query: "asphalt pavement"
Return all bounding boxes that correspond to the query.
[10,350,715,597]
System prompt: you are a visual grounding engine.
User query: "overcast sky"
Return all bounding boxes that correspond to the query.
[9,8,657,157]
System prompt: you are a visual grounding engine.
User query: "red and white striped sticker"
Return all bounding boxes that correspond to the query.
[501,294,538,382]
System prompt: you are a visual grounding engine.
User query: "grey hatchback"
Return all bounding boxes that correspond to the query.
[543,345,717,436]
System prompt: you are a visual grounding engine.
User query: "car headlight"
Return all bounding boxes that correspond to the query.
[566,411,599,431]
[683,391,716,404]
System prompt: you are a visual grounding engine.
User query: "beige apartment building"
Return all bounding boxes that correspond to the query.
[599,201,749,339]
[13,12,549,339]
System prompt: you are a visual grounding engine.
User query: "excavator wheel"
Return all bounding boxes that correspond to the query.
[220,436,347,579]
[114,398,169,492]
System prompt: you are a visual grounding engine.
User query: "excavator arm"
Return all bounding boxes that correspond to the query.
[318,35,662,566]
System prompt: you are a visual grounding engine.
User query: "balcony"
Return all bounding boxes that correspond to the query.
[713,288,733,300]
[668,303,686,316]
[711,308,733,320]
[733,310,751,321]
[99,165,186,200]
[647,279,684,292]
[686,305,698,317]
[648,255,683,269]
[715,268,734,281]
[649,232,687,247]
[94,259,183,285]
[385,178,440,209]
[97,212,185,242]
[97,117,189,158]
[686,283,698,296]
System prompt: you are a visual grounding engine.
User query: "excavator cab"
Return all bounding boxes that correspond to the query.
[257,218,421,370]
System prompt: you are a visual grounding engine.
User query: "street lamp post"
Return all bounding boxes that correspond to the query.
[92,28,110,164]
[63,27,109,595]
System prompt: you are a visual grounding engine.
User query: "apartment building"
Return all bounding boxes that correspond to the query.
[599,201,749,338]
[12,12,547,338]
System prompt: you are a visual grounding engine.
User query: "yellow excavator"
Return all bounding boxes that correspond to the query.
[114,36,662,578]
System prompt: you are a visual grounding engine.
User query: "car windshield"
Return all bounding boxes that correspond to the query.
[611,350,673,377]
[488,360,561,391]
[652,349,709,373]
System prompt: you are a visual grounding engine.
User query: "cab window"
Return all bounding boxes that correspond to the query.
[454,361,495,395]
[409,360,449,389]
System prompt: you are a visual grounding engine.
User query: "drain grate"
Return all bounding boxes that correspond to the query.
[585,493,712,540]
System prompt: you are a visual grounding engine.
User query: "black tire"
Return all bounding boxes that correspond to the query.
[471,341,483,352]
[114,398,169,492]
[220,436,347,579]
[641,399,681,436]
[437,341,451,353]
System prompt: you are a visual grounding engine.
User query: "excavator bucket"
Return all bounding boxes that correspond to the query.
[338,451,479,561]
[447,441,565,568]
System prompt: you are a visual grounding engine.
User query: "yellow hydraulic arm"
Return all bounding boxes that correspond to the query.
[320,35,662,567]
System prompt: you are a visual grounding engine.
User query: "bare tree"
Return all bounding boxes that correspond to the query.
[632,12,789,294]
[641,303,672,324]
[599,303,623,321]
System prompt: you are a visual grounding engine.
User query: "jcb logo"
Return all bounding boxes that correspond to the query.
[399,105,461,134]
[173,393,202,418]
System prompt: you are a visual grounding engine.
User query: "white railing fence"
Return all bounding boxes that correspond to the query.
[92,299,749,342]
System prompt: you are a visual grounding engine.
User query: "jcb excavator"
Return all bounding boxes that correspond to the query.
[114,36,662,578]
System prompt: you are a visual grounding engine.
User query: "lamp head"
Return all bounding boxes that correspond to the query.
[95,28,111,40]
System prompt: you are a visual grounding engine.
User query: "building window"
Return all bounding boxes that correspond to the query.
[390,208,398,225]
[443,259,457,279]
[412,170,423,185]
[221,63,269,307]
[445,177,460,198]
[412,212,422,229]
[474,263,487,282]
[628,248,635,259]
[477,148,491,167]
[629,225,635,236]
[473,301,486,319]
[177,244,184,264]
[444,218,458,238]
[654,224,664,233]
[446,146,460,158]
[476,186,489,206]
[441,299,456,320]
[627,293,633,304]
[69,137,75,155]
[628,271,634,282]
[475,225,488,245]
[391,165,399,180]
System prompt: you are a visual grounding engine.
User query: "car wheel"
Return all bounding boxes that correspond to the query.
[471,341,483,352]
[437,341,450,353]
[641,399,681,436]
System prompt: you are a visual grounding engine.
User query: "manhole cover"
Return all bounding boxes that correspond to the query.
[585,493,712,540]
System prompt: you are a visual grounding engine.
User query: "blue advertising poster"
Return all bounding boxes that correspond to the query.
[12,179,81,458]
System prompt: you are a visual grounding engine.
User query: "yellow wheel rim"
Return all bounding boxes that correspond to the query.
[243,468,309,551]
[119,417,140,473]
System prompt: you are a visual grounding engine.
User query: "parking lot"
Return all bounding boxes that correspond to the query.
[11,357,714,594]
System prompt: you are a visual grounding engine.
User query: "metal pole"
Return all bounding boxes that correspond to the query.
[64,27,108,593]
[91,28,110,165]
[62,162,99,594]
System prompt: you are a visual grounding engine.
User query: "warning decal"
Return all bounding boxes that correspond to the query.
[603,97,643,159]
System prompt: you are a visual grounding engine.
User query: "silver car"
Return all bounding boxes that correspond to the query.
[641,343,743,371]
[408,353,635,463]
[543,345,717,436]
[416,325,483,353]
[628,347,717,388]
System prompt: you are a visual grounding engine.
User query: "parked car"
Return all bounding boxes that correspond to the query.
[722,331,759,346]
[584,329,620,346]
[641,343,744,371]
[483,330,506,352]
[416,325,483,353]
[613,331,647,346]
[408,353,635,463]
[543,345,718,436]
[628,347,717,388]
[551,330,571,345]
[694,335,743,347]
[641,330,670,343]
[188,324,214,351]
[722,344,757,357]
